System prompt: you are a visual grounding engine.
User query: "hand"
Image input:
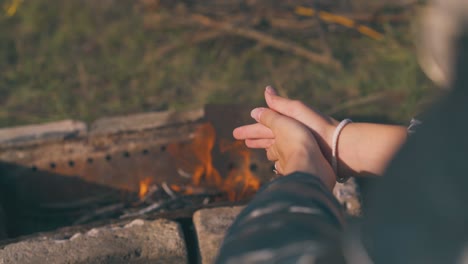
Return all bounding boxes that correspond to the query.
[235,86,408,178]
[234,86,338,165]
[249,107,336,190]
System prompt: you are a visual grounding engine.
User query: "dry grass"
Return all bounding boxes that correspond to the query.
[0,0,438,127]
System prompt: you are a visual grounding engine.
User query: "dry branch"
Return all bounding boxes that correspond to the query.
[190,14,342,70]
[144,30,223,64]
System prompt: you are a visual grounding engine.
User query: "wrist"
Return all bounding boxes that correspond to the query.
[320,120,357,182]
[284,149,335,190]
[332,119,353,182]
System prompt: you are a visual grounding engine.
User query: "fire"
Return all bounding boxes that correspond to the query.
[167,122,260,201]
[219,140,260,201]
[138,177,153,199]
[168,123,222,189]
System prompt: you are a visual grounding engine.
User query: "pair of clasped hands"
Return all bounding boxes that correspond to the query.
[233,86,408,191]
[233,86,338,190]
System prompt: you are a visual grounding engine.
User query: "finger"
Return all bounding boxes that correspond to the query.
[265,87,336,129]
[233,123,274,140]
[251,107,283,131]
[265,86,306,120]
[265,85,278,96]
[245,139,275,149]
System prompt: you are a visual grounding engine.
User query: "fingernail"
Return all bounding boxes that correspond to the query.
[251,108,265,121]
[265,86,275,95]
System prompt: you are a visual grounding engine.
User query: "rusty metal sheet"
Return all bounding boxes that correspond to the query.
[0,105,276,207]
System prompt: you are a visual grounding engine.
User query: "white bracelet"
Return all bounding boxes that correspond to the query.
[332,119,352,183]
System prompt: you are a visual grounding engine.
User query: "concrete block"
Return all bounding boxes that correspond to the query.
[0,219,187,264]
[193,206,244,264]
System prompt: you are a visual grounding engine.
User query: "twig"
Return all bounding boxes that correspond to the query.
[295,6,384,40]
[170,184,224,196]
[220,13,408,34]
[190,14,342,70]
[120,202,163,219]
[139,184,159,203]
[120,195,199,219]
[162,182,177,198]
[268,17,319,30]
[144,30,223,64]
[74,203,125,225]
[326,91,393,115]
[177,168,192,179]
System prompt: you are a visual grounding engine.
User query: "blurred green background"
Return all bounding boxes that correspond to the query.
[0,0,438,127]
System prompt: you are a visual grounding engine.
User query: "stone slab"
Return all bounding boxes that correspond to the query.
[90,109,204,135]
[0,120,86,146]
[0,219,187,264]
[192,181,361,264]
[193,206,244,264]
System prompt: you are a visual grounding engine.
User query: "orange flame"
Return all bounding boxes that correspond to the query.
[167,123,260,201]
[138,177,153,199]
[219,140,260,201]
[168,123,222,188]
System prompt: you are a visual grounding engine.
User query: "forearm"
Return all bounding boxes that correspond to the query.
[333,123,407,177]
